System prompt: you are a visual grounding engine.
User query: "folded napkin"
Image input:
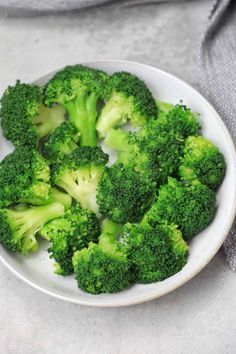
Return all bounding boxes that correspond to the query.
[1,0,236,268]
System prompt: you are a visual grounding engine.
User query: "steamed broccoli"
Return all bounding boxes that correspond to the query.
[52,146,109,215]
[40,204,100,275]
[122,222,188,283]
[0,202,64,255]
[73,220,130,294]
[0,80,65,147]
[0,146,52,207]
[155,102,201,138]
[179,136,226,190]
[43,65,109,146]
[96,71,157,137]
[97,163,156,224]
[48,188,72,209]
[42,121,80,163]
[144,178,216,240]
[104,127,184,185]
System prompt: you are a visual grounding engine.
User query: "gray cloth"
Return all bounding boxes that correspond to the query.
[1,0,236,269]
[199,0,236,270]
[0,0,182,16]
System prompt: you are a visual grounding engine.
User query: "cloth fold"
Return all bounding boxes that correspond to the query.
[199,0,236,270]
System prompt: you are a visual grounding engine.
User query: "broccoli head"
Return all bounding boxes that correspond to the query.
[0,146,52,207]
[42,121,80,163]
[155,102,201,138]
[105,126,184,185]
[73,220,131,294]
[96,71,157,137]
[0,202,64,255]
[179,136,226,190]
[122,222,188,283]
[144,178,216,240]
[97,163,156,224]
[43,65,109,146]
[52,146,109,215]
[40,204,100,275]
[0,80,65,147]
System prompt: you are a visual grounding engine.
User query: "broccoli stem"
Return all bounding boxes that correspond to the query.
[104,128,130,151]
[98,220,122,253]
[49,188,72,209]
[8,202,65,254]
[64,92,98,147]
[96,94,128,138]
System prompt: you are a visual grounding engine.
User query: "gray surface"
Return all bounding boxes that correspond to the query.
[1,1,236,353]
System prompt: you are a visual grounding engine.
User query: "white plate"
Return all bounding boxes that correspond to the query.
[1,60,236,307]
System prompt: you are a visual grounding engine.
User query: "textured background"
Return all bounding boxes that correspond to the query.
[1,1,236,353]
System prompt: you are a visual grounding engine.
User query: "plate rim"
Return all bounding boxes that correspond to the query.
[1,59,236,307]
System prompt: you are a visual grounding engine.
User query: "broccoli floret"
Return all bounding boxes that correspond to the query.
[42,121,80,163]
[52,146,109,215]
[73,220,130,294]
[97,163,156,224]
[0,80,65,147]
[43,65,109,146]
[105,126,184,185]
[122,222,188,283]
[0,147,52,207]
[156,100,174,119]
[96,71,157,137]
[40,204,100,275]
[0,202,64,255]
[144,178,216,240]
[155,103,201,138]
[179,136,226,190]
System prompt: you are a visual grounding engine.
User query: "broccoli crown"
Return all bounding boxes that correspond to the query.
[44,65,109,146]
[40,204,100,275]
[105,125,183,185]
[0,146,51,207]
[122,222,188,283]
[0,80,65,147]
[42,121,80,163]
[145,178,216,240]
[0,202,64,255]
[52,146,109,214]
[0,80,41,146]
[96,71,157,137]
[97,163,156,224]
[156,103,201,138]
[73,220,131,294]
[179,136,226,190]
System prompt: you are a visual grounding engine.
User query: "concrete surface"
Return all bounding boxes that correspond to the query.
[1,1,236,353]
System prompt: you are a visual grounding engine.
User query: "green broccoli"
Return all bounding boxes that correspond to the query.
[122,222,188,283]
[73,219,131,294]
[104,126,184,185]
[42,121,80,163]
[43,65,109,146]
[96,71,157,137]
[97,163,156,224]
[179,136,226,190]
[0,80,65,147]
[0,202,65,255]
[0,146,52,207]
[144,178,216,240]
[40,204,100,275]
[52,146,109,215]
[48,188,72,209]
[154,102,201,138]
